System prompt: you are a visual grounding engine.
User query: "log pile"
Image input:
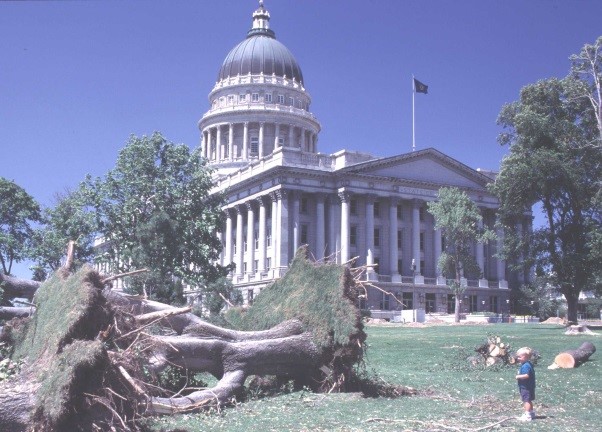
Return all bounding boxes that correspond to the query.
[472,335,515,366]
[548,341,596,369]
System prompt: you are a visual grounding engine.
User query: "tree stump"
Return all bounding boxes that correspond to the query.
[548,341,596,369]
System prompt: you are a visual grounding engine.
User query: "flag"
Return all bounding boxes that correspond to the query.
[414,78,428,94]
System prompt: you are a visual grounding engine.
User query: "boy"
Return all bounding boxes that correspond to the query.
[515,347,536,421]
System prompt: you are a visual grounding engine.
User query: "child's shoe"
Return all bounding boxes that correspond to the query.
[517,412,533,422]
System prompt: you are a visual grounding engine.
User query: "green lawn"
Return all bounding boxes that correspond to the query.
[145,323,601,431]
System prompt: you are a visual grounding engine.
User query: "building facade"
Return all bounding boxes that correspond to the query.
[198,2,531,318]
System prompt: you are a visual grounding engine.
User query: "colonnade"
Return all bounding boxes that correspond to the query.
[201,121,318,162]
[220,189,507,284]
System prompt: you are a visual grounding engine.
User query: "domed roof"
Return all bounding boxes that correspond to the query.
[217,2,304,84]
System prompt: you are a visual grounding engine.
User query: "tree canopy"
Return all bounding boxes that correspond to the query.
[427,187,494,322]
[83,133,232,303]
[0,178,41,276]
[491,37,602,323]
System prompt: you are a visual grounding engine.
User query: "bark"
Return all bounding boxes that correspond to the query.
[0,273,41,304]
[0,379,38,432]
[551,341,596,368]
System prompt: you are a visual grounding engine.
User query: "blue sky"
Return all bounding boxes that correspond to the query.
[2,0,601,277]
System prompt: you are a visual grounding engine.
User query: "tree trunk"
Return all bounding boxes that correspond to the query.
[0,273,41,304]
[563,287,579,324]
[550,341,596,368]
[0,379,38,432]
[0,306,34,320]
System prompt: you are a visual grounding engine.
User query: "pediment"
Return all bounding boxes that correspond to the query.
[339,148,492,190]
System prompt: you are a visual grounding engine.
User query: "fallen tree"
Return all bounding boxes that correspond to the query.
[0,246,407,431]
[548,341,596,369]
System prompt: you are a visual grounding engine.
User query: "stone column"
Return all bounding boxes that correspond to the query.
[476,211,485,277]
[289,124,295,148]
[300,128,306,151]
[243,122,249,161]
[434,228,442,276]
[412,199,421,275]
[257,196,267,273]
[246,201,255,274]
[274,123,281,148]
[200,130,206,159]
[315,193,325,259]
[270,192,279,269]
[339,191,350,264]
[228,123,234,161]
[365,196,375,258]
[292,192,300,253]
[259,122,265,158]
[328,196,337,261]
[276,190,289,267]
[389,197,400,281]
[225,209,233,268]
[216,125,222,162]
[235,206,244,276]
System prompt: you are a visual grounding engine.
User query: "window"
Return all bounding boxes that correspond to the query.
[420,232,425,251]
[265,93,272,103]
[489,296,498,313]
[419,206,425,221]
[469,295,478,313]
[228,95,234,105]
[374,257,380,273]
[300,224,308,244]
[278,137,284,146]
[278,94,285,104]
[350,199,357,215]
[403,292,413,310]
[254,260,258,272]
[358,295,366,310]
[300,196,308,213]
[266,257,271,270]
[350,226,357,246]
[243,262,248,273]
[250,137,259,154]
[447,294,455,314]
[397,230,403,249]
[397,204,403,220]
[441,235,446,252]
[373,201,380,217]
[397,259,403,274]
[219,97,225,107]
[420,260,425,273]
[425,293,436,313]
[374,228,381,247]
[380,291,390,310]
[288,97,294,106]
[266,227,272,247]
[252,93,259,102]
[254,231,259,249]
[244,239,248,252]
[239,94,246,102]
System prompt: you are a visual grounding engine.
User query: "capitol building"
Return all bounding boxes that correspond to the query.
[197,2,530,319]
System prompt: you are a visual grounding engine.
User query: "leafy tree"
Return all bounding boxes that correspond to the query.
[427,187,494,322]
[30,189,96,276]
[492,38,602,323]
[83,133,232,304]
[0,178,41,275]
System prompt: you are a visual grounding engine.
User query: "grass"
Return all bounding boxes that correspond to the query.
[144,323,601,431]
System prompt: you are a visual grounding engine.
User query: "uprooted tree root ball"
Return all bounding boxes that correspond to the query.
[0,246,413,431]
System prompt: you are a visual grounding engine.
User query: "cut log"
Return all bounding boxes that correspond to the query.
[0,273,41,304]
[0,306,34,320]
[550,341,596,369]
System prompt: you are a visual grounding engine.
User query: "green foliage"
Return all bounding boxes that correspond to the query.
[83,133,232,303]
[228,247,363,349]
[0,342,23,382]
[492,72,601,322]
[518,274,563,320]
[0,177,42,275]
[427,187,495,321]
[30,188,96,275]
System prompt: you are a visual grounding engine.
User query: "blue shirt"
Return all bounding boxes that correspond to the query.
[518,361,536,394]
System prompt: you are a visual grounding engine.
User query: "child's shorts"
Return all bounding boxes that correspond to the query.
[520,388,535,402]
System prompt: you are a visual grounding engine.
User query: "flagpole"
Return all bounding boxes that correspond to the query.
[412,75,416,152]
